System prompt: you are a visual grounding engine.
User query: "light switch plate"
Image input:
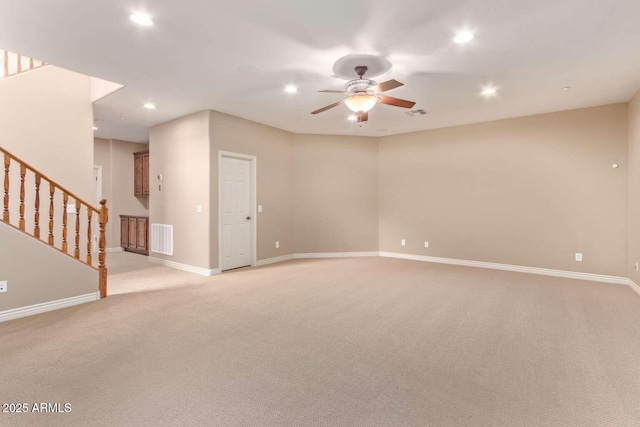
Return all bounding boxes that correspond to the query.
[275,241,280,248]
[196,205,202,213]
[424,241,429,248]
[0,281,7,293]
[575,253,583,262]
[401,239,406,246]
[258,205,263,213]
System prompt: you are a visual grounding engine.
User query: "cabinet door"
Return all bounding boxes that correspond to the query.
[120,217,128,247]
[136,218,147,251]
[142,153,150,195]
[128,218,137,248]
[134,154,143,196]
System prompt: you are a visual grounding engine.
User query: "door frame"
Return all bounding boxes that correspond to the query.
[94,165,103,205]
[218,150,257,271]
[93,165,102,254]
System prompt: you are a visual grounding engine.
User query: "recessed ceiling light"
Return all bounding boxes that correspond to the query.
[481,87,497,97]
[284,85,297,93]
[347,115,357,121]
[93,126,98,131]
[454,31,475,44]
[130,13,153,26]
[562,86,571,91]
[143,103,156,110]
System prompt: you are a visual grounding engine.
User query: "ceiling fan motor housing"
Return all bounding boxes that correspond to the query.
[344,78,377,94]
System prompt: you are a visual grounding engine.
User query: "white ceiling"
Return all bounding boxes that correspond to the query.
[1,0,640,142]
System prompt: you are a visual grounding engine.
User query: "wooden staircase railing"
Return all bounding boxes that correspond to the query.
[1,146,109,298]
[1,50,47,79]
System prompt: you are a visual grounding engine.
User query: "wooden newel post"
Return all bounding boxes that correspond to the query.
[98,199,108,299]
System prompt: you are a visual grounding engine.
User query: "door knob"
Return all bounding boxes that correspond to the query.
[246,216,252,220]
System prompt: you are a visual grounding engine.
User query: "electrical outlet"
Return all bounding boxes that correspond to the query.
[0,281,7,293]
[575,253,582,262]
[258,205,263,213]
[275,241,279,249]
[196,205,202,213]
[424,241,429,248]
[401,239,406,246]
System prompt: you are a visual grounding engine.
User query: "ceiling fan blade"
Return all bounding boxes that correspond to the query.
[311,100,344,114]
[357,111,368,122]
[318,90,348,94]
[370,79,403,93]
[377,95,416,109]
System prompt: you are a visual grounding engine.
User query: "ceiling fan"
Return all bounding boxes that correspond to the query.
[311,65,416,123]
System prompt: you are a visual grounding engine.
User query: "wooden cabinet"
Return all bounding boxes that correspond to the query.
[134,150,149,197]
[120,215,149,255]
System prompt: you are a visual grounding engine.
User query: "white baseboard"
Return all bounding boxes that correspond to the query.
[0,292,100,323]
[106,247,124,253]
[379,252,628,285]
[629,280,640,296]
[148,256,220,276]
[152,251,633,287]
[293,251,380,259]
[255,254,294,266]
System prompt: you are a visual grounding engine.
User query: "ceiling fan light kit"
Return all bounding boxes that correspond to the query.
[311,64,416,122]
[344,94,378,113]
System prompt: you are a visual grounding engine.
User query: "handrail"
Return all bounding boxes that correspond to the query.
[1,145,109,298]
[1,148,99,215]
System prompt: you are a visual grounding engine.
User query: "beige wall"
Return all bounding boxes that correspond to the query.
[94,138,149,249]
[292,134,378,253]
[0,65,97,312]
[149,103,631,278]
[0,66,94,201]
[379,104,628,276]
[628,91,640,283]
[0,224,98,311]
[151,110,378,270]
[209,111,293,266]
[149,111,211,269]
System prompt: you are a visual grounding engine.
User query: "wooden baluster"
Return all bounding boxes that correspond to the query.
[48,182,55,245]
[16,54,21,73]
[3,51,7,77]
[98,200,109,299]
[2,154,9,222]
[34,174,41,237]
[74,200,81,259]
[62,193,68,253]
[86,209,93,265]
[29,58,33,70]
[19,164,25,230]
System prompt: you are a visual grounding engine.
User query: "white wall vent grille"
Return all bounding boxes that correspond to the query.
[151,224,173,256]
[405,109,428,117]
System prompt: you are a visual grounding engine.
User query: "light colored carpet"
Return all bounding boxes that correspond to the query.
[1,253,640,427]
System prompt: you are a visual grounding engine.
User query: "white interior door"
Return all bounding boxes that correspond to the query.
[221,156,253,270]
